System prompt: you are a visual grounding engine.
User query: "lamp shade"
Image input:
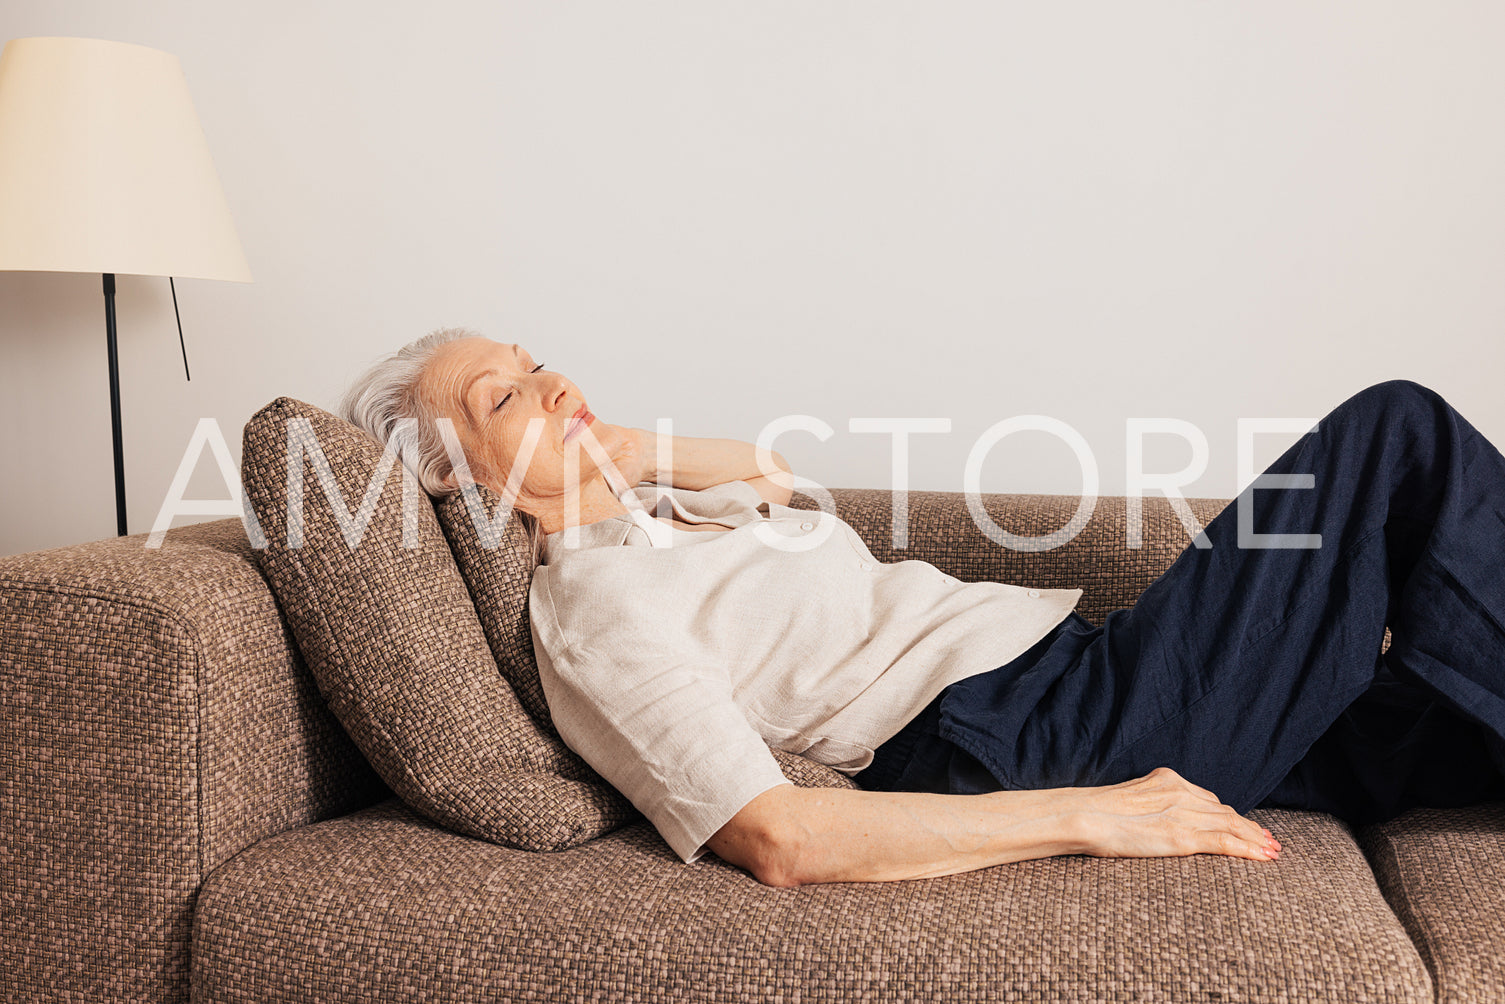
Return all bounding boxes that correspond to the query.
[0,36,251,281]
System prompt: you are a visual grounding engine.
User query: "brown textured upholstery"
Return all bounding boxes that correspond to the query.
[1358,802,1505,1004]
[191,797,1432,1003]
[433,483,555,724]
[0,519,384,1003]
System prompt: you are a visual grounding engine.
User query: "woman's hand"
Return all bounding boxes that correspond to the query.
[1071,766,1281,862]
[583,423,658,494]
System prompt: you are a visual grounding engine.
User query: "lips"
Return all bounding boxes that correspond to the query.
[564,405,594,442]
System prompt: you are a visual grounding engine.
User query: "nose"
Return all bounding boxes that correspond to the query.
[539,373,572,412]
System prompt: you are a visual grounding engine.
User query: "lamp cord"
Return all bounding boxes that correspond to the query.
[170,276,191,381]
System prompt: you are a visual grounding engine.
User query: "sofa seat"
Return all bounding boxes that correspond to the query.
[191,798,1432,1003]
[1358,802,1505,1004]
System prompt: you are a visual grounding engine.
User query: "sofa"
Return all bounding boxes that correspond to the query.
[4,404,1505,1003]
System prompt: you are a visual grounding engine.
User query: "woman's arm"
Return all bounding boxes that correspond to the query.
[638,431,795,507]
[707,766,1280,887]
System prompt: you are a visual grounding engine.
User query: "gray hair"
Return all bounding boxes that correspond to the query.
[339,326,545,563]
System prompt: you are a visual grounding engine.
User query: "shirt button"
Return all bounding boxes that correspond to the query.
[860,562,873,571]
[800,521,814,531]
[1027,589,1041,598]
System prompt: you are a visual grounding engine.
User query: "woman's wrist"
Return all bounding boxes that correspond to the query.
[980,786,1093,858]
[1047,792,1094,856]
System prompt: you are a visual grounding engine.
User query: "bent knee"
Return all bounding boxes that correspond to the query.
[1331,378,1448,438]
[1356,378,1444,414]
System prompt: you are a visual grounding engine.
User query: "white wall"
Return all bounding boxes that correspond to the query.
[3,1,1502,556]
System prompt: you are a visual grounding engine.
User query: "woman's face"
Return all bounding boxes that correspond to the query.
[418,336,604,501]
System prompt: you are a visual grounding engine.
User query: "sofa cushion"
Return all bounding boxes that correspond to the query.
[239,397,637,850]
[191,798,1433,1003]
[433,480,860,792]
[1358,802,1505,1004]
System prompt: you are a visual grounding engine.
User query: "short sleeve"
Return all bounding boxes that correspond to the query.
[538,641,791,863]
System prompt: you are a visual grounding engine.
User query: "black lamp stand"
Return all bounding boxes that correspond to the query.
[101,272,192,537]
[103,273,127,537]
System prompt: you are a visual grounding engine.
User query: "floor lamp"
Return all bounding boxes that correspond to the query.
[0,36,252,536]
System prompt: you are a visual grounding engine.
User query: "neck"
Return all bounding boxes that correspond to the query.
[529,476,632,536]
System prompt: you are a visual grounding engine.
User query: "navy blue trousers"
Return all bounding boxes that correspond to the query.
[858,380,1505,824]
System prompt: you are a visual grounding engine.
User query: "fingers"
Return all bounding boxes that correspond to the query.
[1143,767,1274,838]
[1228,826,1281,860]
[576,424,641,495]
[1179,802,1280,861]
[1139,768,1282,862]
[1206,828,1278,861]
[598,459,632,497]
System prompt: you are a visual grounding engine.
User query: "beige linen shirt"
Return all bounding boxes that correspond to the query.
[527,480,1083,863]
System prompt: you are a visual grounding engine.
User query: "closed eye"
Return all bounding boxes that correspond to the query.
[493,362,546,411]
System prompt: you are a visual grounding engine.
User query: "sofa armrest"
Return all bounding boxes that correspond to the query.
[815,489,1232,623]
[0,519,389,1003]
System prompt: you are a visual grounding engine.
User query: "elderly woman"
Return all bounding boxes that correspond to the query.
[343,327,1505,888]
